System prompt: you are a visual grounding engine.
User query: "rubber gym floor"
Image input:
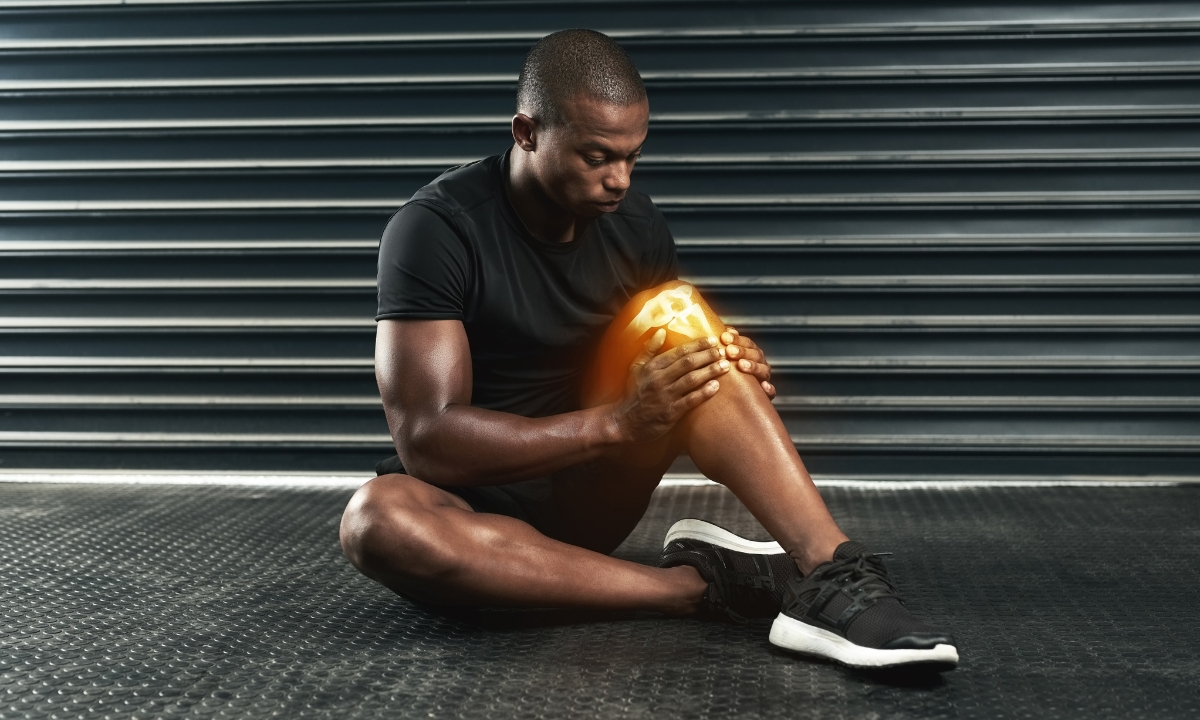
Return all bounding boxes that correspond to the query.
[2,480,1197,719]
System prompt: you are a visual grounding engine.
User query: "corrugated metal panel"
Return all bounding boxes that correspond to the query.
[0,0,1196,475]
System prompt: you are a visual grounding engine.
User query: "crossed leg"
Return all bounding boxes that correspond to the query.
[340,281,848,612]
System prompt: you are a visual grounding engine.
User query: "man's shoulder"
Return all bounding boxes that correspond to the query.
[407,155,500,218]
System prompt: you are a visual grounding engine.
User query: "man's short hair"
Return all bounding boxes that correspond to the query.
[516,29,647,127]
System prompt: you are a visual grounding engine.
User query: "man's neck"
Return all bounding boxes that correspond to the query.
[505,147,589,244]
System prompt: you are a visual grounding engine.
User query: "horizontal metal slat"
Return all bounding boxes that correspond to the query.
[6,18,1200,51]
[0,239,379,253]
[2,355,1196,374]
[725,315,1200,330]
[2,0,1197,38]
[769,356,1200,371]
[3,235,1197,256]
[1,430,1195,453]
[6,148,1200,173]
[0,393,380,407]
[2,276,1198,291]
[0,316,374,328]
[1,315,1197,331]
[691,275,1200,289]
[0,356,372,370]
[9,105,1200,135]
[773,396,1200,411]
[675,234,1200,249]
[0,278,375,290]
[5,62,1200,94]
[656,191,1200,207]
[788,434,1200,452]
[0,431,392,447]
[5,191,1200,214]
[4,393,1194,412]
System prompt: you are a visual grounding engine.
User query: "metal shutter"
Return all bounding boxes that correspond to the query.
[1,1,1196,478]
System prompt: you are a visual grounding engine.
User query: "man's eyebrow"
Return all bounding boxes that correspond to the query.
[579,142,644,155]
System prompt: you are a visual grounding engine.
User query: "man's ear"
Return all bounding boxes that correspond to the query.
[512,113,538,151]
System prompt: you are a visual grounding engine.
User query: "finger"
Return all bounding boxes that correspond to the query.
[660,347,725,384]
[631,328,667,369]
[731,334,759,350]
[737,345,765,363]
[647,335,718,371]
[736,359,772,382]
[730,345,765,363]
[671,379,721,417]
[762,380,776,400]
[669,358,730,395]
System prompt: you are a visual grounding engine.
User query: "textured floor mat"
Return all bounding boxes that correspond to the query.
[1,482,1198,719]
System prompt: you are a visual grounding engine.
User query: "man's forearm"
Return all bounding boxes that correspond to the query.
[397,403,626,487]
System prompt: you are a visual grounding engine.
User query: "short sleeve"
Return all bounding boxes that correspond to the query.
[643,207,680,287]
[376,202,472,321]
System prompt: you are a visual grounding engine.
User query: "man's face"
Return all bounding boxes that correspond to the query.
[532,95,650,219]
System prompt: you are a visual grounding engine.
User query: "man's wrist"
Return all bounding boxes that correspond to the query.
[594,404,630,447]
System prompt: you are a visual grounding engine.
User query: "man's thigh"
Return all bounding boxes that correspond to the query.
[544,440,681,554]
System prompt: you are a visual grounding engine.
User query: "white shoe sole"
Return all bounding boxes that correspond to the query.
[663,518,783,554]
[769,612,959,668]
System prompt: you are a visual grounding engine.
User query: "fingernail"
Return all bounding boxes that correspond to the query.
[740,360,751,370]
[707,336,718,346]
[709,380,719,389]
[719,360,729,369]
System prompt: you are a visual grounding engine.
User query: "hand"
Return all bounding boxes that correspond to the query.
[611,330,730,443]
[720,327,775,400]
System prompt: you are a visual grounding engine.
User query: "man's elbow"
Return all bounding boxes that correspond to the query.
[394,435,468,487]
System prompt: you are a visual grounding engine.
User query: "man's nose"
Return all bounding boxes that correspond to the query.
[604,162,632,193]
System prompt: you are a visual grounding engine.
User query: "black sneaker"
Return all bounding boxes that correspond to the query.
[658,518,799,623]
[769,540,958,669]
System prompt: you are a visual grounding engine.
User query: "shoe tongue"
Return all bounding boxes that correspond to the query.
[833,540,871,560]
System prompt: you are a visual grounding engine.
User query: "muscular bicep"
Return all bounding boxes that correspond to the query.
[375,319,472,460]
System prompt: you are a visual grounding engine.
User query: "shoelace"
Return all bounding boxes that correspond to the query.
[809,551,900,605]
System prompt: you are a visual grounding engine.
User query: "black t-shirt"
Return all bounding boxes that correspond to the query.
[376,151,679,419]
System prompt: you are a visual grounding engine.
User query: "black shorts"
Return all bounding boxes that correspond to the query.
[374,454,561,535]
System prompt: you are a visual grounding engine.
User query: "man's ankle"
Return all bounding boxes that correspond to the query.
[660,564,708,616]
[791,535,849,576]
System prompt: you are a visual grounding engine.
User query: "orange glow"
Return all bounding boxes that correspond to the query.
[622,284,718,341]
[583,281,727,410]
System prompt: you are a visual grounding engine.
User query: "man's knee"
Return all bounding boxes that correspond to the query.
[583,280,727,408]
[339,473,461,582]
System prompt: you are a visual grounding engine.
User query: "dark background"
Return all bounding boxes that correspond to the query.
[1,0,1197,478]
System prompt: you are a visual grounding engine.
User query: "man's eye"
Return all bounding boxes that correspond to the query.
[585,156,605,166]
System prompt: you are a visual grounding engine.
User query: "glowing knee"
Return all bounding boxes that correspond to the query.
[623,284,717,340]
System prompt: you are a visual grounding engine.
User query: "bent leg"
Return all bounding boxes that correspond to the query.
[583,281,848,573]
[340,473,705,611]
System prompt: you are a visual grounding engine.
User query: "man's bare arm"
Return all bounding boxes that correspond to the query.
[376,319,728,487]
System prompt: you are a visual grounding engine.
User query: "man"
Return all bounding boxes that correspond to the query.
[341,29,957,670]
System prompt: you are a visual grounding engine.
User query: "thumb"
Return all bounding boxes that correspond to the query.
[631,328,667,370]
